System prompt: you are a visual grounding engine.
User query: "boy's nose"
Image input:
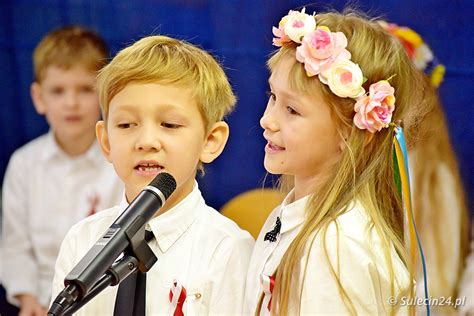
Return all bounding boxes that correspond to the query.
[135,128,162,152]
[65,91,79,109]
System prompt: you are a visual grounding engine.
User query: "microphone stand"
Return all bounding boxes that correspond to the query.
[63,255,137,314]
[49,226,157,315]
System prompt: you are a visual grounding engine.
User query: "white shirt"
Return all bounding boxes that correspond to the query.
[52,182,254,315]
[244,190,411,315]
[1,131,123,306]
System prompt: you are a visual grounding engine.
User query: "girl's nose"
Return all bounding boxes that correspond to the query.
[260,108,278,132]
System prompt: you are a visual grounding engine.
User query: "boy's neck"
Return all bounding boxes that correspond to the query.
[153,178,195,218]
[54,132,96,157]
[125,176,196,219]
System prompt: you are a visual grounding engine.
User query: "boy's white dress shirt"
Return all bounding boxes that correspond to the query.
[1,131,123,306]
[244,190,411,315]
[52,181,254,315]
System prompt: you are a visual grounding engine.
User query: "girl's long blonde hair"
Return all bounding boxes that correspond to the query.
[265,11,432,315]
[409,84,469,313]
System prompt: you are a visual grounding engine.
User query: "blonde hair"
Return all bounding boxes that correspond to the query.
[265,11,429,315]
[385,23,470,312]
[409,82,469,313]
[96,35,236,130]
[33,25,108,82]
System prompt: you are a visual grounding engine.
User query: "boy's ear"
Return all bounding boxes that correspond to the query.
[96,121,113,163]
[200,121,230,163]
[31,82,46,114]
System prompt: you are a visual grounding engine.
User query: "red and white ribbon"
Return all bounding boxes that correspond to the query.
[168,279,186,316]
[261,274,275,315]
[87,193,100,216]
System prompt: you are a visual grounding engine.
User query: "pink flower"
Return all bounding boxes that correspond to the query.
[272,26,291,47]
[353,80,396,133]
[295,26,351,76]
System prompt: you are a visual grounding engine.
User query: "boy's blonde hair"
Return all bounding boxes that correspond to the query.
[97,35,236,130]
[265,11,430,315]
[33,26,108,82]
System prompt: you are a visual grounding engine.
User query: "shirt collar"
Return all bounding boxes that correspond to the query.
[118,181,202,253]
[278,189,310,234]
[41,130,62,161]
[41,130,104,166]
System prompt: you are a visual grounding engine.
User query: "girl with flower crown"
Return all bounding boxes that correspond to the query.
[244,9,430,315]
[380,21,471,316]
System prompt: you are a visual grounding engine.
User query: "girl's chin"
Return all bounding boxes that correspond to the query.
[263,162,284,175]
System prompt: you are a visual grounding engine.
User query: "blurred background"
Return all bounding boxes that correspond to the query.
[0,0,472,213]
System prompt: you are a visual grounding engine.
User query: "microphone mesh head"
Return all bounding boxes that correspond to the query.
[149,172,177,200]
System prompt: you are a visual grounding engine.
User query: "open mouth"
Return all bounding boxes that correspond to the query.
[134,162,164,172]
[268,141,285,151]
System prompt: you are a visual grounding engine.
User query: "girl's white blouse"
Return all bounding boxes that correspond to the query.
[244,190,411,315]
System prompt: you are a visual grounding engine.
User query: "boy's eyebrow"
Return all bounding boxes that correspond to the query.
[113,103,185,112]
[111,103,191,120]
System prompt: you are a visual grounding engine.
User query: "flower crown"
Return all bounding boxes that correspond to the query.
[272,9,395,133]
[377,21,445,88]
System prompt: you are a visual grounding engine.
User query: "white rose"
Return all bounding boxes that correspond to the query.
[322,59,365,98]
[283,9,316,43]
[414,43,433,70]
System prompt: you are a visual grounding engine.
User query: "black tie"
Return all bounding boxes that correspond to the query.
[114,230,154,316]
[264,217,281,242]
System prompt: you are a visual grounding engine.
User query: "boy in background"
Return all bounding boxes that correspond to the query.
[1,26,123,315]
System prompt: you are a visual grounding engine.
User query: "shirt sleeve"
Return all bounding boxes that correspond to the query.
[1,152,39,305]
[207,234,254,315]
[50,226,78,306]
[299,229,410,315]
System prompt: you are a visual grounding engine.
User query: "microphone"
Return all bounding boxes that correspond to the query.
[49,172,176,314]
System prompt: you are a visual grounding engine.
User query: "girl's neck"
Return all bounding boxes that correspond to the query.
[293,175,326,201]
[54,132,96,157]
[293,161,337,201]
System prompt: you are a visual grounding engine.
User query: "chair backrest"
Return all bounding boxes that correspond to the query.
[220,188,285,239]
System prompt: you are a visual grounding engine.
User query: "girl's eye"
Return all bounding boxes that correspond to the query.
[162,122,181,129]
[286,106,299,115]
[266,91,276,102]
[117,123,133,129]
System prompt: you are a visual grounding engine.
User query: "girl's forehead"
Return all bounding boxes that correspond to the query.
[269,59,294,88]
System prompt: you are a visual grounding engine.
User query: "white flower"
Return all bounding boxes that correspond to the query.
[414,43,433,70]
[283,9,316,43]
[320,59,365,98]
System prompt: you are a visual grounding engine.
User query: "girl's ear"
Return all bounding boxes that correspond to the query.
[200,121,230,163]
[31,82,46,114]
[96,120,113,163]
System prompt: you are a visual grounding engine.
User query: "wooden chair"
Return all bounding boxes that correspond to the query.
[221,188,285,239]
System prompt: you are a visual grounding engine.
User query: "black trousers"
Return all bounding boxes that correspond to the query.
[0,284,20,316]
